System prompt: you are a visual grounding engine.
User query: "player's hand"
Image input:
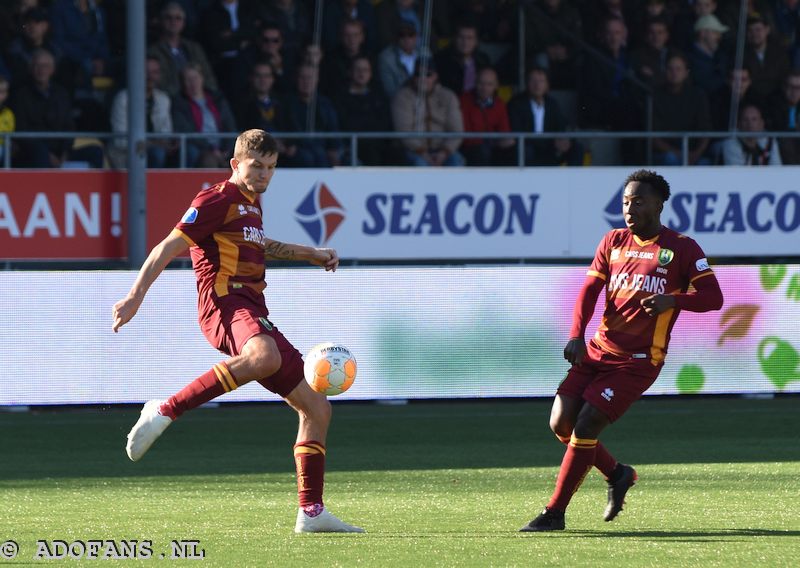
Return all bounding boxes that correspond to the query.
[310,248,339,272]
[640,294,676,316]
[563,338,587,366]
[112,295,142,332]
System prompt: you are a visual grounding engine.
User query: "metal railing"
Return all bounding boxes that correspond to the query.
[3,130,800,169]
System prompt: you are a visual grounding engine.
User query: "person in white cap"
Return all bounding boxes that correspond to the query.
[688,13,731,95]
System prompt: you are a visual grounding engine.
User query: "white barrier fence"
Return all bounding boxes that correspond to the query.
[2,264,798,405]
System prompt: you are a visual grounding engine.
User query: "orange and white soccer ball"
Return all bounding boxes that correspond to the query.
[304,343,357,396]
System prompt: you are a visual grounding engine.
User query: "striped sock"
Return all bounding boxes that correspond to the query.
[160,362,237,419]
[547,434,598,511]
[294,441,326,511]
[556,434,617,478]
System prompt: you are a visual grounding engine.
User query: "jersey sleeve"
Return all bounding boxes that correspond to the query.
[681,237,714,285]
[174,190,229,246]
[672,236,723,312]
[586,231,611,281]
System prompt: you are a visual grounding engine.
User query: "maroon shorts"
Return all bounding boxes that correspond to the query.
[557,340,662,422]
[199,293,304,397]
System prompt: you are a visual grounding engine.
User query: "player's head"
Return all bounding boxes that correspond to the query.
[623,169,670,202]
[622,169,670,237]
[230,129,279,194]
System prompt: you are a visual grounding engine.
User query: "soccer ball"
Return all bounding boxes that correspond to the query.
[303,343,357,396]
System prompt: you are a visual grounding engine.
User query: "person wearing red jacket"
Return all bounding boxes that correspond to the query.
[459,66,515,166]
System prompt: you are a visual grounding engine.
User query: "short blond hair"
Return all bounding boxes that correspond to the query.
[233,129,278,159]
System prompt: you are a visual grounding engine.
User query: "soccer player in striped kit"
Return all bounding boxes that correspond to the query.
[112,129,363,534]
[521,169,724,532]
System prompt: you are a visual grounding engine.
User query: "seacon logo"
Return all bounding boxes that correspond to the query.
[294,181,346,245]
[604,186,626,229]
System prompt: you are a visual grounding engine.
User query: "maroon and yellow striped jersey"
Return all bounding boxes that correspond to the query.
[173,180,267,305]
[587,227,715,365]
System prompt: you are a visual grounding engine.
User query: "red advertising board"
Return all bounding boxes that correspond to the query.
[0,170,227,260]
[145,170,228,253]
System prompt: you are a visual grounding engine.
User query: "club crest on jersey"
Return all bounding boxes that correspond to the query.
[658,248,674,266]
[610,248,621,261]
[181,207,198,224]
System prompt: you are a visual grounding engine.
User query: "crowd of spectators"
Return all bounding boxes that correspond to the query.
[0,0,799,168]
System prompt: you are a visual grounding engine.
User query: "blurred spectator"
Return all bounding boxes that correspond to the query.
[11,48,104,168]
[629,0,675,47]
[148,2,218,97]
[375,0,424,50]
[265,0,312,65]
[710,67,764,131]
[717,0,776,42]
[581,0,631,41]
[459,66,515,166]
[671,0,723,51]
[6,7,62,84]
[579,17,641,134]
[652,52,712,165]
[171,62,236,168]
[198,0,267,103]
[451,0,515,44]
[768,69,800,163]
[321,18,372,97]
[0,76,15,165]
[743,11,791,99]
[630,16,671,89]
[322,0,378,54]
[721,102,782,164]
[333,55,393,165]
[146,0,201,41]
[234,23,294,95]
[434,20,491,97]
[280,63,343,167]
[507,66,581,166]
[391,57,465,167]
[49,0,110,92]
[235,61,284,134]
[688,14,731,96]
[772,0,800,67]
[525,0,583,89]
[377,21,430,99]
[300,43,325,69]
[108,57,176,169]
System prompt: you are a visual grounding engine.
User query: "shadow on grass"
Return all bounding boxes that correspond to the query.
[563,528,800,540]
[312,528,800,540]
[1,398,799,481]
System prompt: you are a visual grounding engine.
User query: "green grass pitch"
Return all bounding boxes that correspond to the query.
[2,398,799,566]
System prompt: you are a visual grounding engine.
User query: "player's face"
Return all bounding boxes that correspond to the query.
[234,151,278,194]
[622,182,663,238]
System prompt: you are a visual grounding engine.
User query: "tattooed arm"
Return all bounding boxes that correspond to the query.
[263,238,339,271]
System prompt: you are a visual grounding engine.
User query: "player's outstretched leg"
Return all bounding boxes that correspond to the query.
[603,463,638,521]
[126,399,173,461]
[126,363,240,461]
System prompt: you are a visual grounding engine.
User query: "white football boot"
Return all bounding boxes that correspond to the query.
[126,399,173,461]
[294,507,365,533]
